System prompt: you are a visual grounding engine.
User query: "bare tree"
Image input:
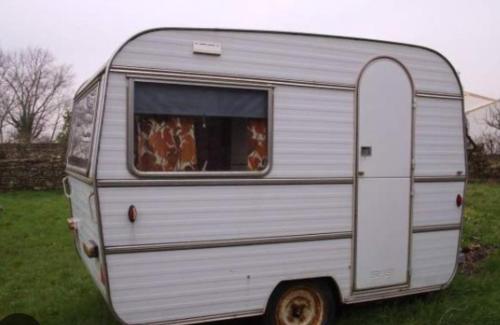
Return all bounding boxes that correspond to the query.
[483,102,500,155]
[0,47,72,143]
[477,132,500,155]
[0,49,16,143]
[55,107,72,144]
[485,102,500,131]
[49,97,72,142]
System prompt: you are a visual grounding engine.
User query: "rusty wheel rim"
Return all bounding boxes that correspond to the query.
[275,287,324,325]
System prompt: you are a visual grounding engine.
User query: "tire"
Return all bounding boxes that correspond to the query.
[263,280,336,325]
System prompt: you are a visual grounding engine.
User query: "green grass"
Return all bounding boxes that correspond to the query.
[0,184,499,324]
[462,182,500,247]
[0,191,117,325]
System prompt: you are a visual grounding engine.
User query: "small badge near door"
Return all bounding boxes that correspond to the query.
[361,146,372,157]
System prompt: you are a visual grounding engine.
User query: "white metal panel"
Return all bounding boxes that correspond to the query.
[410,230,459,288]
[88,79,107,179]
[107,239,351,324]
[112,30,460,95]
[413,182,464,227]
[357,59,412,178]
[99,184,352,246]
[356,178,410,289]
[98,73,128,179]
[68,177,106,295]
[97,73,354,179]
[269,87,353,178]
[414,98,465,176]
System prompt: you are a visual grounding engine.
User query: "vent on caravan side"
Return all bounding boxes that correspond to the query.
[193,41,222,55]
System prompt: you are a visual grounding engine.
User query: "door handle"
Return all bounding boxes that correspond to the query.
[358,171,365,176]
[361,146,372,157]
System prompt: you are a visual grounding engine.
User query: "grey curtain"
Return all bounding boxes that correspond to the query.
[134,82,268,118]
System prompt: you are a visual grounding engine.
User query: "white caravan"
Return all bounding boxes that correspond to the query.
[64,28,467,325]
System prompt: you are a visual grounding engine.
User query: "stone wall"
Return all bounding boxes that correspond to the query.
[0,143,66,191]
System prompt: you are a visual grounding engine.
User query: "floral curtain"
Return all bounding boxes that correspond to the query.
[135,116,198,171]
[136,116,268,172]
[247,119,268,171]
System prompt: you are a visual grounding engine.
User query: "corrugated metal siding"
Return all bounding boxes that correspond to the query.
[270,87,353,177]
[98,73,128,179]
[97,73,353,179]
[414,98,465,176]
[112,30,460,95]
[99,184,351,246]
[107,239,351,324]
[68,177,106,294]
[413,182,464,227]
[410,230,459,288]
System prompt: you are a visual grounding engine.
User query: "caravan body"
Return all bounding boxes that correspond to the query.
[64,29,466,325]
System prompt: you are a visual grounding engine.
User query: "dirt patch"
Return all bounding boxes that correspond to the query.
[459,243,495,275]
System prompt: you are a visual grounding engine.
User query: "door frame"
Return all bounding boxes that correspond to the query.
[351,56,416,292]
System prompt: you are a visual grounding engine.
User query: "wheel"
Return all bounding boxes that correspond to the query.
[264,281,336,325]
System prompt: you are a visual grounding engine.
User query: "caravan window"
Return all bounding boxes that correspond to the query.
[131,81,270,174]
[67,84,98,174]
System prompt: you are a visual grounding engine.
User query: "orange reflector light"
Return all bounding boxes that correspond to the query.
[128,205,137,223]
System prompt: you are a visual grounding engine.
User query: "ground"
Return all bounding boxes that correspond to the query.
[0,183,499,325]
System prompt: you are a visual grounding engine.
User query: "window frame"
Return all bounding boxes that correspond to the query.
[66,81,100,177]
[127,76,274,178]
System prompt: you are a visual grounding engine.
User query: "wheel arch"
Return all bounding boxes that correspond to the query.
[263,276,344,314]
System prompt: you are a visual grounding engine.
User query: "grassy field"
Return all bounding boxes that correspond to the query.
[0,183,499,324]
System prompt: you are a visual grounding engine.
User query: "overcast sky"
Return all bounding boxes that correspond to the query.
[1,0,499,98]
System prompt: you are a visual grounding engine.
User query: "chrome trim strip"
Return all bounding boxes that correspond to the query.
[96,177,354,187]
[412,224,461,233]
[145,309,263,325]
[111,67,466,100]
[415,92,462,100]
[105,232,353,255]
[352,283,410,295]
[111,66,356,91]
[345,284,443,304]
[93,176,466,187]
[414,176,466,183]
[65,170,94,185]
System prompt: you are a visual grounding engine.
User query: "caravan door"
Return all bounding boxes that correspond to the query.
[355,58,413,290]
